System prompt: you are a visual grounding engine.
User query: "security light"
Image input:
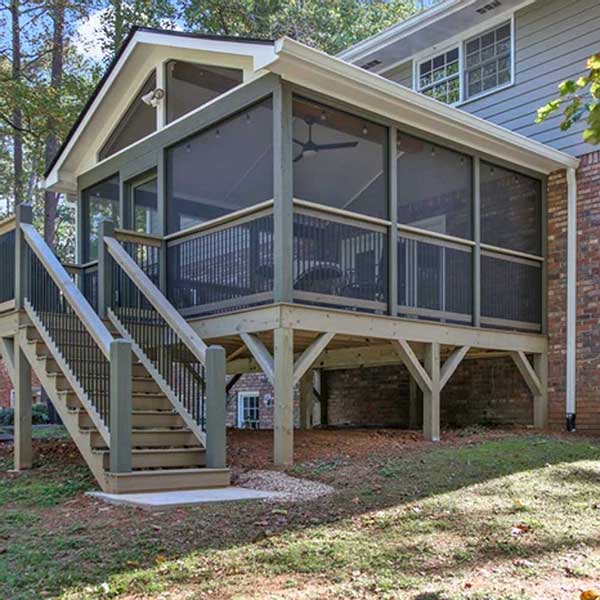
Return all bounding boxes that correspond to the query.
[141,88,165,108]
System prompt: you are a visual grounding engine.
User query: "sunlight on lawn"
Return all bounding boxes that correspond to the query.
[2,435,600,599]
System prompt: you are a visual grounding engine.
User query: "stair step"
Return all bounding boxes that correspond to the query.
[77,409,183,429]
[88,428,200,449]
[94,447,206,470]
[103,468,230,494]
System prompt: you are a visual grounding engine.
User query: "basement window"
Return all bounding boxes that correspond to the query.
[237,392,260,429]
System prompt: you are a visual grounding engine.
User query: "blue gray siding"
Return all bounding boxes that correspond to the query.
[381,0,600,157]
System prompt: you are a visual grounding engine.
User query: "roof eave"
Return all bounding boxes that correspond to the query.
[273,37,579,174]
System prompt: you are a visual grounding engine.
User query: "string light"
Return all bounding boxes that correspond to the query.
[216,129,221,139]
[362,125,369,135]
[320,110,327,121]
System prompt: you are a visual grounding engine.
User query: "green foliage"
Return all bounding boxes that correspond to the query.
[536,54,600,145]
[0,404,49,426]
[182,0,417,55]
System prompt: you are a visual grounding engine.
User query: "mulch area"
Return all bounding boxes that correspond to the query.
[0,426,537,477]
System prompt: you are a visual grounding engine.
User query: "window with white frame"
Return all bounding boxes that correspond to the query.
[464,22,512,100]
[417,48,460,104]
[416,19,513,105]
[237,392,260,429]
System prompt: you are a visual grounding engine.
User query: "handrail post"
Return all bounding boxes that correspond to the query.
[205,345,226,469]
[109,338,132,473]
[98,219,114,318]
[15,204,32,310]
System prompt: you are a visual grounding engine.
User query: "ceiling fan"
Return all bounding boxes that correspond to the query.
[293,117,359,163]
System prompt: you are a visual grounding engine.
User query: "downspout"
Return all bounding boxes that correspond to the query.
[566,167,577,431]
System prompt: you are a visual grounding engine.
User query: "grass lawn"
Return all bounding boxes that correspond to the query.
[2,431,600,599]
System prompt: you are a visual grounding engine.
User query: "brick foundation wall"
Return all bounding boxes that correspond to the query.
[325,356,532,428]
[226,374,300,429]
[0,360,11,409]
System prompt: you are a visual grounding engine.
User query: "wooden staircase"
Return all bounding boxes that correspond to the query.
[19,321,230,493]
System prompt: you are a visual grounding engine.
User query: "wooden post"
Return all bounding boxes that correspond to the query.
[15,203,32,310]
[273,81,293,303]
[299,370,313,430]
[98,219,114,318]
[423,342,441,442]
[533,353,548,429]
[206,345,227,469]
[408,375,419,429]
[14,340,32,470]
[472,156,481,328]
[274,327,294,465]
[388,127,398,316]
[109,339,132,473]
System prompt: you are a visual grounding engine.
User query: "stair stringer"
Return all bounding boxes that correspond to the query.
[17,327,108,490]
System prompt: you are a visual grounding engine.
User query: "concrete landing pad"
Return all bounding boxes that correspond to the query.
[87,487,284,510]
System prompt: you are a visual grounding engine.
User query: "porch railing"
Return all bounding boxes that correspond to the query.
[104,232,211,438]
[165,202,274,317]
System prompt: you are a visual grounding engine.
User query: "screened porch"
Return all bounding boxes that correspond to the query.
[65,80,544,334]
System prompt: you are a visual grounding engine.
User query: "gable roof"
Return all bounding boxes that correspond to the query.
[45,27,275,182]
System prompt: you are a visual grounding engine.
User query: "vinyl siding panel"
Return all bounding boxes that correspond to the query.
[384,60,413,87]
[464,0,600,156]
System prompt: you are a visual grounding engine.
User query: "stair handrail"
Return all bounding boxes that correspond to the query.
[104,236,208,365]
[20,222,113,359]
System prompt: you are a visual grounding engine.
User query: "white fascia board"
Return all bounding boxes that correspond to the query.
[272,37,579,173]
[45,30,276,191]
[337,0,472,63]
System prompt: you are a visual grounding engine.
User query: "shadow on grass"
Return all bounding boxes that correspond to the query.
[2,432,600,599]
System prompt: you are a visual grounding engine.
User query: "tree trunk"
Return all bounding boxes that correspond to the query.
[44,0,65,248]
[10,0,23,208]
[112,0,124,54]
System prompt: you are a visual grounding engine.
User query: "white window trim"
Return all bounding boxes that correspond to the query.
[411,12,515,107]
[237,391,260,429]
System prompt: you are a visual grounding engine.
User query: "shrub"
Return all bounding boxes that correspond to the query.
[0,404,49,426]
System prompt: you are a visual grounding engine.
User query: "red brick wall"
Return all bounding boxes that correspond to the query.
[544,150,600,433]
[325,357,531,428]
[546,168,568,430]
[0,360,11,409]
[226,374,300,429]
[573,151,600,433]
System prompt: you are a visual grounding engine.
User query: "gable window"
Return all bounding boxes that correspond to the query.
[166,60,243,124]
[464,22,511,100]
[98,72,157,161]
[415,19,513,105]
[417,48,459,104]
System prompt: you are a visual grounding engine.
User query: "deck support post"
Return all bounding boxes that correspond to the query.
[206,346,227,468]
[408,376,419,430]
[423,342,441,442]
[299,370,313,430]
[109,339,132,473]
[274,327,294,466]
[14,340,32,470]
[15,203,32,310]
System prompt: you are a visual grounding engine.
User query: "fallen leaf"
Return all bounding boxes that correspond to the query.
[581,590,600,600]
[155,554,167,565]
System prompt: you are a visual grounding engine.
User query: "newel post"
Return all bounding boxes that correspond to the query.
[98,219,114,318]
[15,203,33,310]
[205,345,227,469]
[109,338,132,473]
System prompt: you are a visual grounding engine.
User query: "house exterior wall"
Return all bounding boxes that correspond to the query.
[382,0,600,157]
[547,151,600,434]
